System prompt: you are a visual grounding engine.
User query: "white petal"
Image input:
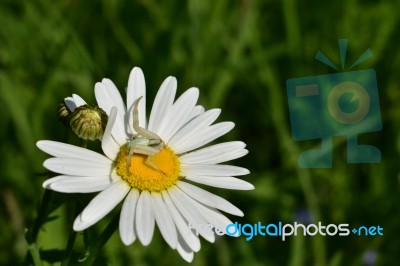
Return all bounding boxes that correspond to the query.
[43,158,112,176]
[101,78,127,119]
[173,187,236,238]
[175,122,235,154]
[43,175,113,193]
[148,76,177,133]
[95,82,128,144]
[167,187,215,243]
[127,67,146,130]
[64,94,86,112]
[151,192,177,249]
[37,140,111,164]
[73,181,130,231]
[179,141,247,164]
[186,175,254,190]
[64,97,77,112]
[177,181,243,216]
[135,191,155,245]
[158,87,199,143]
[181,164,249,177]
[119,189,139,245]
[72,94,87,107]
[101,107,120,160]
[161,191,201,252]
[193,201,238,237]
[168,109,220,149]
[187,105,205,122]
[64,94,87,112]
[176,236,194,263]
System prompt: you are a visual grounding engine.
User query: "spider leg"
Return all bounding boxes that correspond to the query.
[134,144,166,172]
[133,144,160,156]
[132,96,142,134]
[134,144,167,172]
[148,139,163,147]
[144,156,159,172]
[126,143,157,173]
[144,155,166,174]
[126,144,136,173]
[132,96,163,141]
[126,143,167,174]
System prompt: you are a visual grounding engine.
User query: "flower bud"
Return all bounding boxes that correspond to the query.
[69,105,108,140]
[57,103,72,127]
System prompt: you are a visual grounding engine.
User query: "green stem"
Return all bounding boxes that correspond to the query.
[30,189,53,243]
[61,141,88,265]
[80,212,119,266]
[60,231,77,266]
[259,67,326,266]
[282,0,301,58]
[24,189,53,265]
[61,199,80,266]
[27,243,42,266]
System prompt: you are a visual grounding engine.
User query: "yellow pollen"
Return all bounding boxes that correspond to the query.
[115,144,180,192]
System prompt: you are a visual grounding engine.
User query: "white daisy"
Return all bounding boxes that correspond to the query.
[37,67,253,262]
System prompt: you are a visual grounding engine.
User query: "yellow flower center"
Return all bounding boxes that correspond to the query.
[115,144,181,192]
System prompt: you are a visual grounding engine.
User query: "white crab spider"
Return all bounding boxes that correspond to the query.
[126,96,165,173]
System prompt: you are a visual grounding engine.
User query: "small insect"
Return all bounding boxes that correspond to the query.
[126,96,165,173]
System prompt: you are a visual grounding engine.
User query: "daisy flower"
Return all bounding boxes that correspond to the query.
[37,67,253,262]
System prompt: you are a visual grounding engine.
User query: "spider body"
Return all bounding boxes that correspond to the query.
[126,96,164,173]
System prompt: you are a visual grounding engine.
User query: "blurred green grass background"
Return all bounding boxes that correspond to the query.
[1,0,400,265]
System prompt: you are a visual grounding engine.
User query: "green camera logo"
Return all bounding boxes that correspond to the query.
[286,40,382,168]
